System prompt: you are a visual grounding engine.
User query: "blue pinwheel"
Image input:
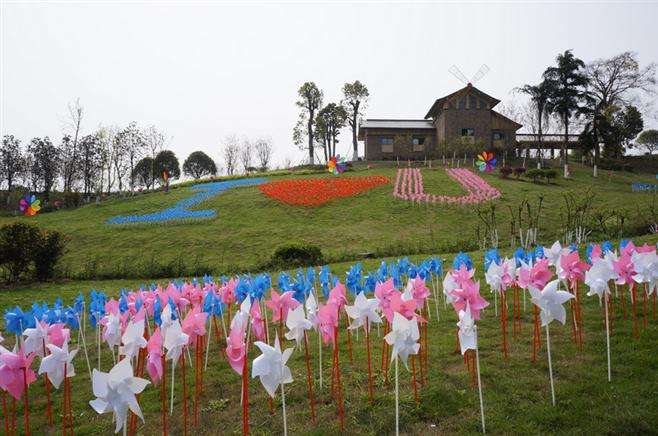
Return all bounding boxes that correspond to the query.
[452,252,473,271]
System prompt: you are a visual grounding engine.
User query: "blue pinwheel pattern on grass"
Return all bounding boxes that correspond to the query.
[107,178,266,224]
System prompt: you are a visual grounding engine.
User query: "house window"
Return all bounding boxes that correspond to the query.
[461,128,474,137]
[458,97,466,109]
[381,137,394,153]
[412,136,425,152]
[469,95,477,109]
[493,131,504,141]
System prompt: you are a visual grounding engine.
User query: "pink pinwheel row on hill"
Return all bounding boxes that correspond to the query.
[393,168,501,204]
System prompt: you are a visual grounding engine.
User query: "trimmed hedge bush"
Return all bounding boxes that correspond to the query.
[267,244,324,269]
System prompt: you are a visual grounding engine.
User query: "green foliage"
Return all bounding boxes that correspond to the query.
[637,129,658,155]
[267,244,324,269]
[0,222,40,282]
[543,169,557,183]
[183,151,217,179]
[132,156,155,189]
[154,150,180,181]
[32,229,67,280]
[513,167,527,179]
[525,168,544,183]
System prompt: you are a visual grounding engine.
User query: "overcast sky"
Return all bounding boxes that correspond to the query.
[2,1,657,170]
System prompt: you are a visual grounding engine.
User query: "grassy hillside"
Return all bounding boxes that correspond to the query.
[1,161,657,279]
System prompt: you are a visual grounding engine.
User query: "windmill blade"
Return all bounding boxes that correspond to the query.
[470,64,490,85]
[448,65,470,85]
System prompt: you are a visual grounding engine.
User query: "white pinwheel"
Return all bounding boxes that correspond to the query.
[384,312,420,369]
[305,292,318,327]
[163,320,189,363]
[442,272,458,304]
[631,251,658,285]
[457,305,477,355]
[231,297,252,331]
[103,313,122,349]
[23,318,48,357]
[530,279,574,326]
[345,291,381,332]
[545,241,568,267]
[251,335,293,398]
[284,305,313,348]
[585,259,616,298]
[160,304,175,336]
[89,357,150,433]
[485,261,505,293]
[119,318,147,360]
[38,339,77,389]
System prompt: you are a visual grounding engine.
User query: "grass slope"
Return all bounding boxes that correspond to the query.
[1,162,656,279]
[1,240,657,435]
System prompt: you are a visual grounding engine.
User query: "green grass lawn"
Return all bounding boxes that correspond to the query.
[1,239,657,435]
[1,161,657,280]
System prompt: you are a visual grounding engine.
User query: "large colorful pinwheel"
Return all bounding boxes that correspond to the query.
[19,194,41,216]
[327,155,347,175]
[476,151,497,173]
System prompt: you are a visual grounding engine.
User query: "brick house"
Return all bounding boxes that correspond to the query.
[358,83,522,160]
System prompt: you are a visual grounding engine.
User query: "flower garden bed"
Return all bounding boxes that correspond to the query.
[393,168,501,204]
[258,175,389,206]
[107,178,266,224]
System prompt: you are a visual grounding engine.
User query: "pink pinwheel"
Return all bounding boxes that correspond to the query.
[316,302,339,345]
[47,323,71,348]
[328,283,348,310]
[590,244,603,263]
[450,280,489,321]
[0,346,37,400]
[375,278,396,315]
[613,253,635,285]
[219,279,237,306]
[265,290,299,323]
[406,277,430,310]
[559,251,590,285]
[636,243,656,255]
[519,259,553,292]
[226,324,246,375]
[501,258,517,289]
[146,327,164,383]
[621,241,636,257]
[250,301,266,342]
[390,291,424,323]
[105,299,120,316]
[451,264,476,288]
[182,306,208,346]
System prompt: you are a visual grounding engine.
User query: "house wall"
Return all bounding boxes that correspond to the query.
[440,106,493,148]
[364,129,436,160]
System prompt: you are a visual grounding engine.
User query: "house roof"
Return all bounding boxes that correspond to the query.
[359,119,435,129]
[424,83,501,119]
[491,110,523,130]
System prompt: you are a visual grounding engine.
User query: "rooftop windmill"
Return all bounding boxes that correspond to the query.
[448,64,490,86]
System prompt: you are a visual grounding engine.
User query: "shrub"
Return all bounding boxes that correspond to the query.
[543,169,558,183]
[33,230,68,280]
[268,244,324,269]
[0,222,40,282]
[526,168,543,183]
[499,166,513,179]
[513,167,527,179]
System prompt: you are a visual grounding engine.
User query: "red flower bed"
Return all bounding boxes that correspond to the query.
[259,176,389,206]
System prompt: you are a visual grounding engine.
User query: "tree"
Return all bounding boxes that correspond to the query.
[110,128,130,192]
[28,137,60,200]
[154,150,180,184]
[96,126,117,195]
[543,50,589,169]
[79,133,102,198]
[583,52,656,165]
[183,151,217,179]
[341,81,369,160]
[61,98,84,193]
[315,103,347,161]
[222,135,240,176]
[132,157,155,189]
[516,80,552,164]
[254,138,273,171]
[1,135,25,206]
[116,122,146,192]
[637,129,658,155]
[143,125,167,185]
[604,105,643,158]
[240,139,253,173]
[294,82,323,165]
